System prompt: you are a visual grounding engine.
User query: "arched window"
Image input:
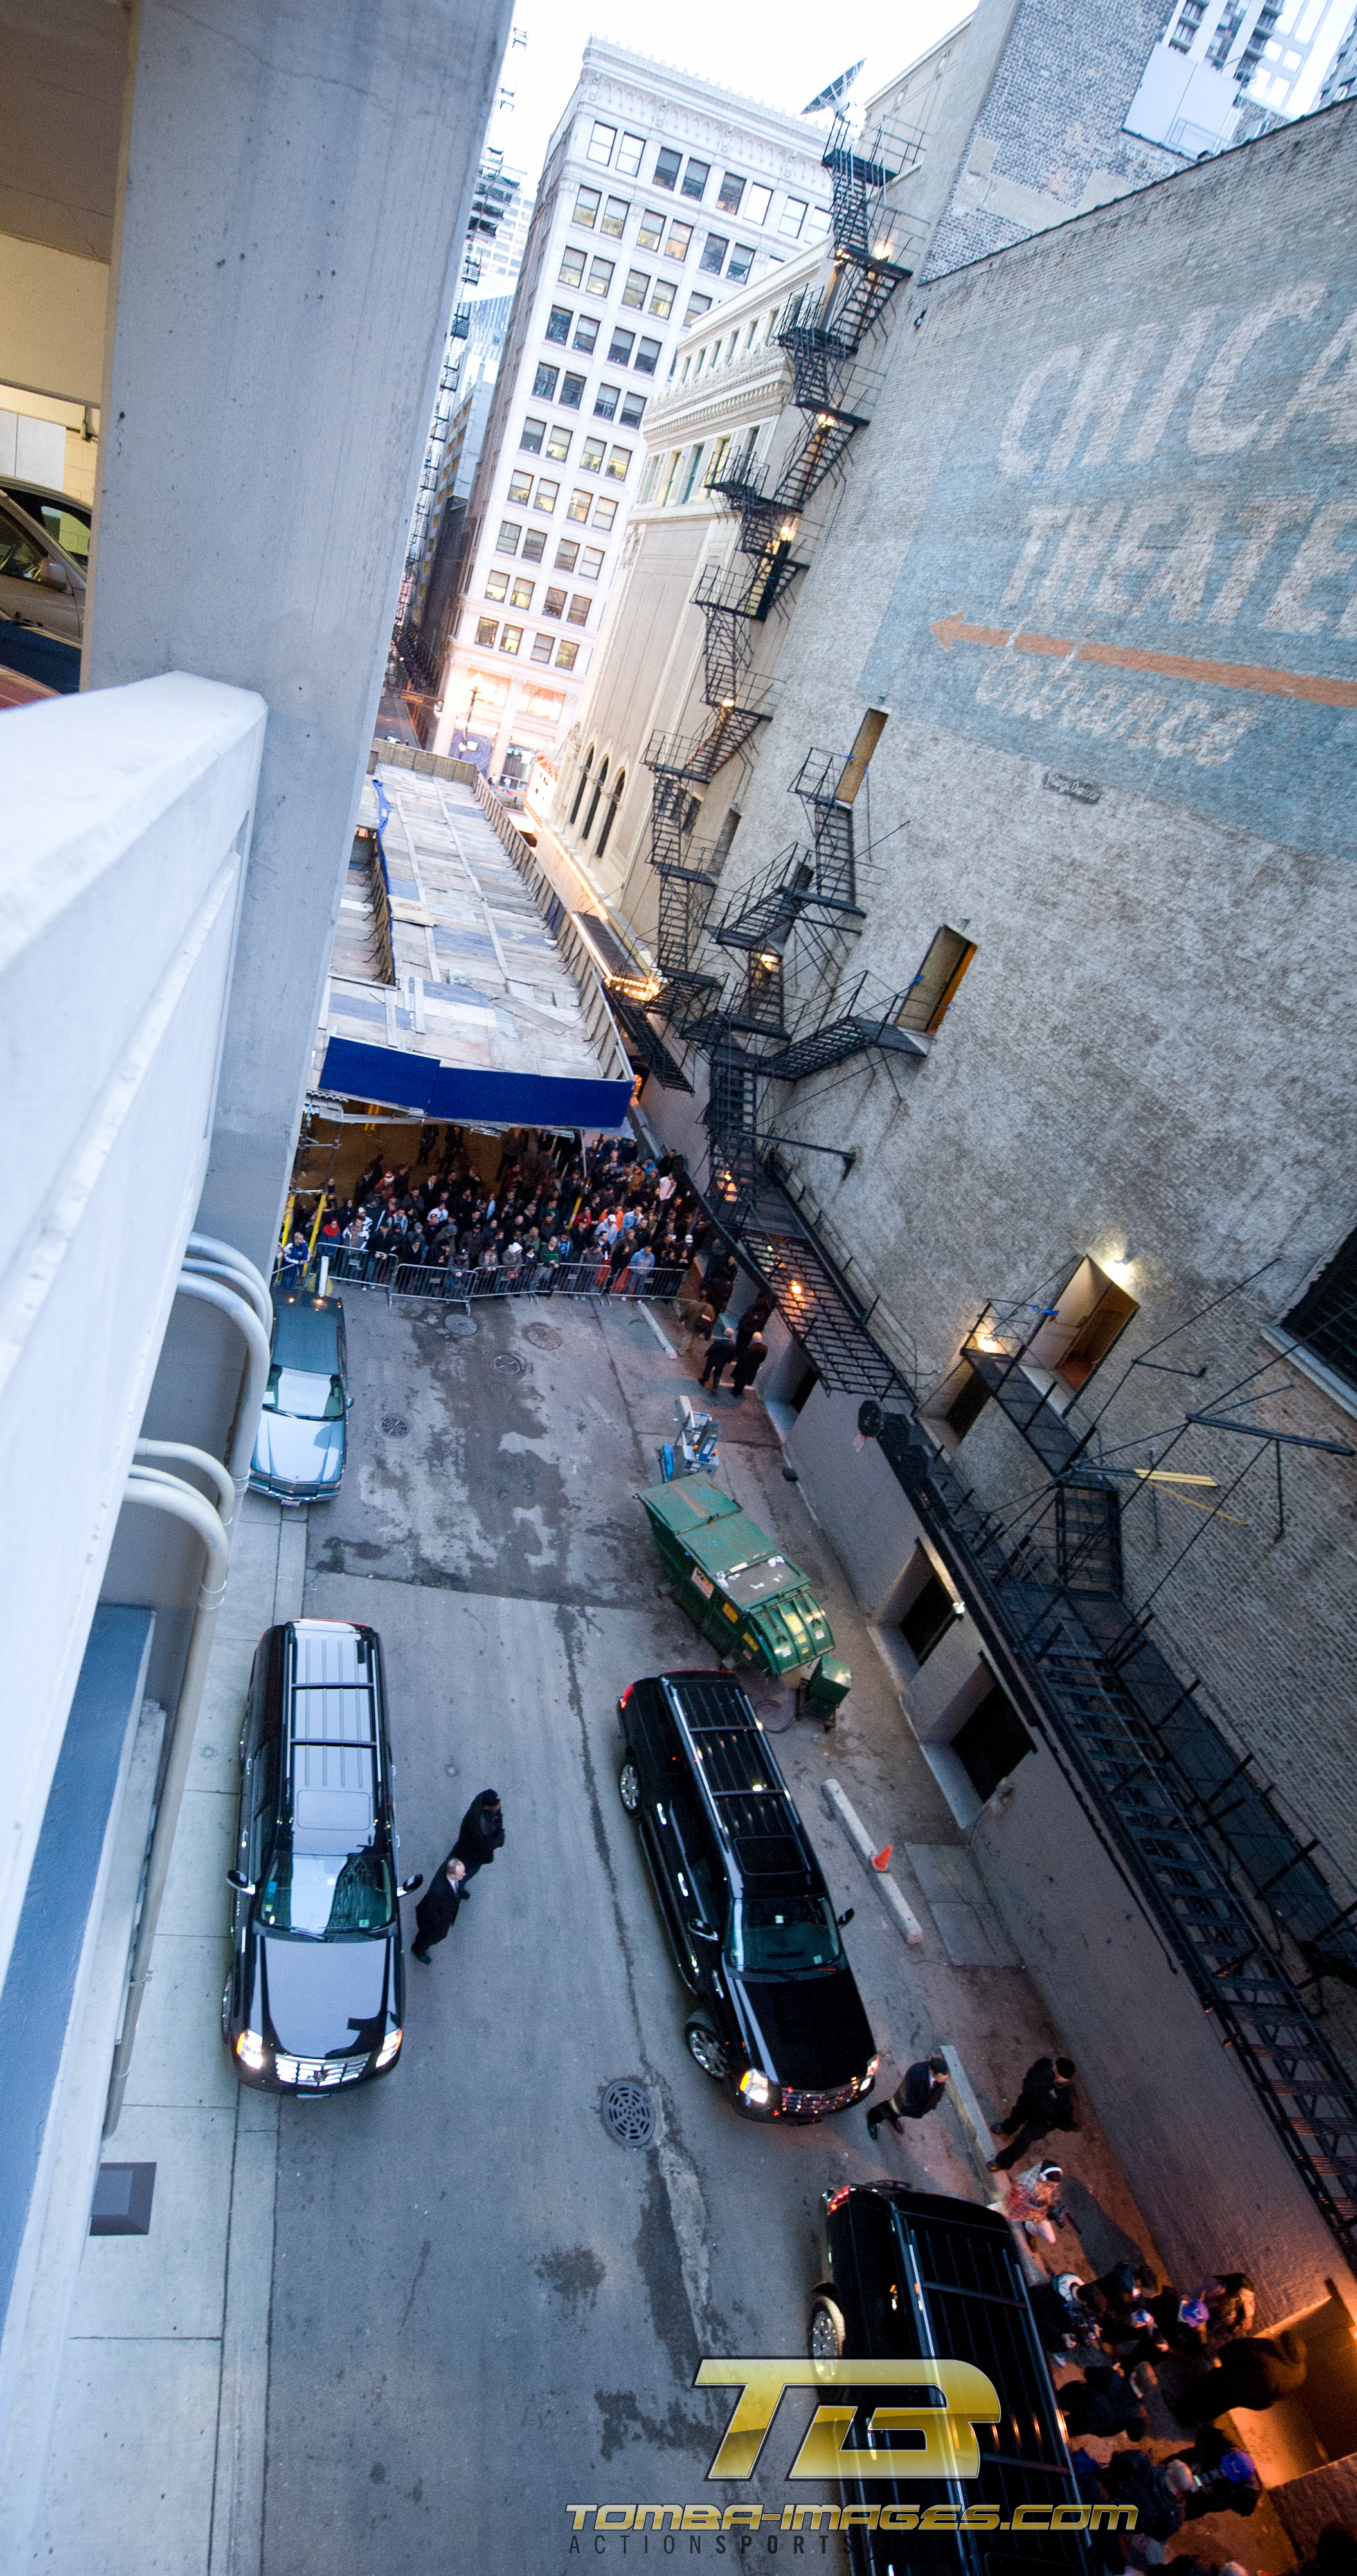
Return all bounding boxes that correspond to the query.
[582,753,609,841]
[595,768,625,859]
[569,745,594,826]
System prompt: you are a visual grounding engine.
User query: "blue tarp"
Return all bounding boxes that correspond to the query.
[319,1035,632,1131]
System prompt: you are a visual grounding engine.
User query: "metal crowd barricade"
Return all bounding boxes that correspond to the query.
[291,1245,685,1310]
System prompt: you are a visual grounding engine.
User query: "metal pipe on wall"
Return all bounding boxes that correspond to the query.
[105,1468,230,2134]
[175,1271,271,1499]
[132,1437,236,1529]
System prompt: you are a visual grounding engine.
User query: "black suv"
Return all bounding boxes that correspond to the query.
[223,1620,421,2093]
[617,1670,877,2119]
[810,2184,1096,2576]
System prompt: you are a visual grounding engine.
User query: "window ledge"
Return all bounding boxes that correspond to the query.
[1261,1328,1357,1426]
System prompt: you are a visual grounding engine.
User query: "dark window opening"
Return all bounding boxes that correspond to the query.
[895,925,977,1036]
[900,1567,960,1668]
[951,1684,1034,1805]
[654,145,681,191]
[943,1363,991,1441]
[1283,1226,1357,1396]
[569,746,593,825]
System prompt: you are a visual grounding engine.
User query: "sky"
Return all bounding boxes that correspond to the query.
[484,0,971,188]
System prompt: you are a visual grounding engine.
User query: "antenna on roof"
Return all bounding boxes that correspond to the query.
[801,59,864,116]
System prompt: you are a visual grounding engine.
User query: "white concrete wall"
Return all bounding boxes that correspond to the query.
[0,671,265,2003]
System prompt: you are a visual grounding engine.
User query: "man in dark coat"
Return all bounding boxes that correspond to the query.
[867,2056,949,2139]
[453,1790,505,1887]
[411,1857,466,1963]
[1174,2328,1307,2425]
[1170,2427,1263,2521]
[989,2054,1081,2169]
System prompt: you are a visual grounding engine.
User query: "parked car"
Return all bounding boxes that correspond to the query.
[0,478,92,568]
[0,492,84,693]
[223,1620,422,2093]
[249,1290,350,1504]
[809,2183,1097,2576]
[0,662,57,710]
[617,1669,877,2118]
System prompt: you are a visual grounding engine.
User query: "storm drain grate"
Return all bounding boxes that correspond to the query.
[602,2079,654,2148]
[494,1353,526,1376]
[381,1416,409,1437]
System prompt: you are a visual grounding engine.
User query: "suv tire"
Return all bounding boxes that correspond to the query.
[809,2294,847,2360]
[685,2017,727,2080]
[619,1755,641,1814]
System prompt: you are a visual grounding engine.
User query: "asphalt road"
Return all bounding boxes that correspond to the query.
[262,1291,856,2573]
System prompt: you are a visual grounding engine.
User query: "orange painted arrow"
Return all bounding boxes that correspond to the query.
[929,611,1357,711]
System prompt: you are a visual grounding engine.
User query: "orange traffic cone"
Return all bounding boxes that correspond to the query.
[871,1845,893,1872]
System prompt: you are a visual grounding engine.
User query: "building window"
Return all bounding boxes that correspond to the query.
[596,766,625,858]
[476,617,498,646]
[593,381,619,420]
[569,746,593,822]
[663,218,692,262]
[520,416,546,454]
[620,392,645,428]
[607,327,634,365]
[634,334,661,375]
[606,444,631,482]
[658,450,682,504]
[559,373,585,410]
[778,195,808,239]
[653,144,681,190]
[622,268,649,309]
[567,594,591,626]
[636,208,664,251]
[682,156,710,201]
[1282,1229,1357,1397]
[649,278,674,318]
[601,195,629,237]
[534,478,559,513]
[507,469,533,504]
[586,256,615,296]
[555,538,579,571]
[545,424,572,462]
[580,545,605,579]
[543,584,567,617]
[530,633,553,663]
[545,305,571,345]
[591,495,617,529]
[895,924,976,1035]
[699,232,728,274]
[499,624,523,655]
[573,186,601,229]
[496,519,522,554]
[679,444,705,502]
[532,362,559,401]
[572,314,599,354]
[566,488,591,522]
[521,528,546,562]
[556,640,579,670]
[694,350,706,378]
[485,569,510,601]
[683,293,712,325]
[638,455,661,503]
[559,247,586,288]
[726,242,755,284]
[746,182,773,225]
[583,756,609,836]
[587,120,617,167]
[717,171,746,213]
[510,576,534,610]
[616,130,645,176]
[708,434,731,485]
[580,435,606,472]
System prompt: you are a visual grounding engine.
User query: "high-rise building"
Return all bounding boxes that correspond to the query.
[1124,0,1354,155]
[431,41,836,791]
[1321,3,1357,100]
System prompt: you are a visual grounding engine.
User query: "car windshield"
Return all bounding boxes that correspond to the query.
[264,1365,344,1419]
[258,1846,393,1936]
[725,1893,843,1976]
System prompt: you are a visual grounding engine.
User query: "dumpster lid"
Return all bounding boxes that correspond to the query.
[721,1553,802,1608]
[636,1477,741,1536]
[685,1511,787,1581]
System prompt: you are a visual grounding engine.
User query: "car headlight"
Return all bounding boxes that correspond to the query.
[375,2028,402,2069]
[739,2069,775,2106]
[863,2056,879,2087]
[235,2029,269,2073]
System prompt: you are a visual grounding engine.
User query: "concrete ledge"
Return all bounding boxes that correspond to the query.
[821,1778,924,1945]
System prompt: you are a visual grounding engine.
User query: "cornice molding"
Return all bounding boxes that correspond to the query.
[577,40,837,154]
[645,351,791,444]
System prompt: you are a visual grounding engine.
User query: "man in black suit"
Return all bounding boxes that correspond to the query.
[867,2056,949,2138]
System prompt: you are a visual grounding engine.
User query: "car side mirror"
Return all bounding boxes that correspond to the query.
[836,1907,854,1926]
[226,1869,255,1893]
[690,1922,719,1943]
[400,1873,424,1895]
[347,1394,354,1409]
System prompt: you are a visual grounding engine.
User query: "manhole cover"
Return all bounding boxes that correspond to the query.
[524,1323,562,1351]
[494,1353,526,1376]
[602,2080,654,2148]
[381,1415,408,1437]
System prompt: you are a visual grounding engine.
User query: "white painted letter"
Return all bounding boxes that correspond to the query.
[1206,497,1315,626]
[1261,307,1357,451]
[1001,506,1070,608]
[1126,311,1216,461]
[1262,500,1357,634]
[1187,286,1326,456]
[1047,325,1161,472]
[998,347,1082,477]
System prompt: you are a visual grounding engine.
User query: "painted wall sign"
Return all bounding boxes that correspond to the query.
[859,225,1357,861]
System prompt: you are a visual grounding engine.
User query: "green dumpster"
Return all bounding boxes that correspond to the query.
[638,1476,849,1688]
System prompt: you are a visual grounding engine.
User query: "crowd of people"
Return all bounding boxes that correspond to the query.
[278,1128,702,1298]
